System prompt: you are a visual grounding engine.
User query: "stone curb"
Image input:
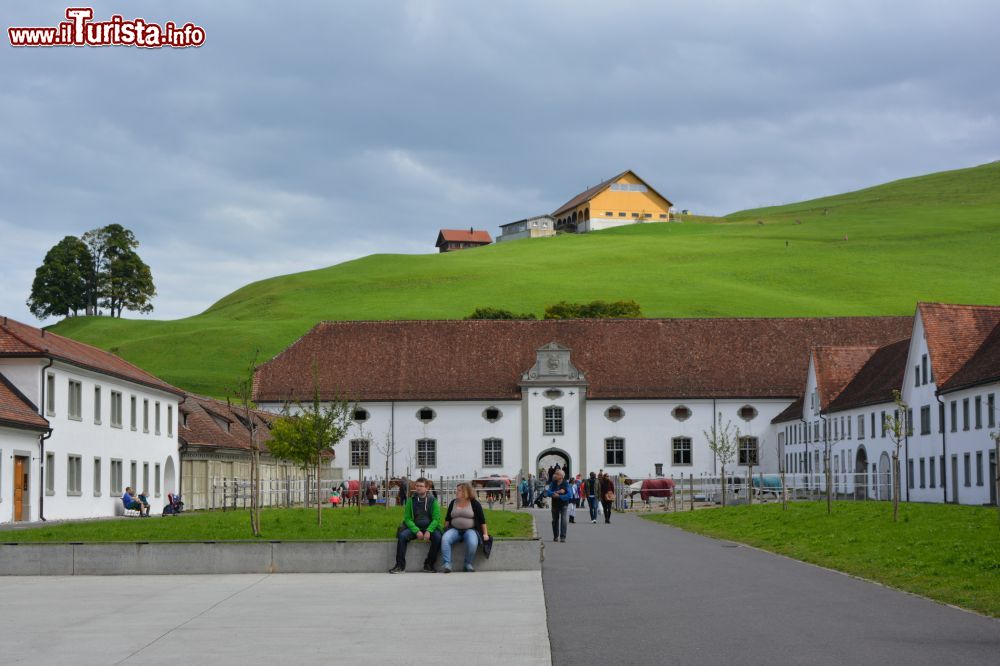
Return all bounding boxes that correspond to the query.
[0,539,542,575]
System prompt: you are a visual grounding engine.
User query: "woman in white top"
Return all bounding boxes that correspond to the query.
[441,482,490,573]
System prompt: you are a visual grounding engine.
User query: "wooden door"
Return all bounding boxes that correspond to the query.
[13,457,26,521]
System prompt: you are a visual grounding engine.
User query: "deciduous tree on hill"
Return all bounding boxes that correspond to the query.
[26,235,94,318]
[464,307,536,320]
[544,299,642,319]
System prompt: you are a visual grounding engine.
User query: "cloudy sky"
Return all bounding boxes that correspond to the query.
[2,0,998,324]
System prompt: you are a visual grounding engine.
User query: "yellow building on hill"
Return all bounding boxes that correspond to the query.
[550,170,673,233]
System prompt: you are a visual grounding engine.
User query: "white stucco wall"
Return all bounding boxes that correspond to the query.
[0,359,181,522]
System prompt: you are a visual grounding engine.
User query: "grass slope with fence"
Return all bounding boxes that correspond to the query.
[643,501,1000,617]
[49,161,1000,397]
[1,506,534,542]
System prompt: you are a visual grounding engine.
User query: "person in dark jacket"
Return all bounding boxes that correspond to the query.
[584,472,600,523]
[390,477,442,574]
[545,469,571,541]
[441,482,490,573]
[599,473,615,524]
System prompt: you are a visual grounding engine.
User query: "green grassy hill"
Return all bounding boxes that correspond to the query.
[50,161,1000,396]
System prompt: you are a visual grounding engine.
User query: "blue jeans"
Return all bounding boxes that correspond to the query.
[442,527,479,569]
[587,496,598,521]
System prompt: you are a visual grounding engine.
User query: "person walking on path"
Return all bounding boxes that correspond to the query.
[584,472,600,523]
[441,482,490,573]
[545,469,571,542]
[390,477,442,574]
[519,476,530,508]
[599,473,615,524]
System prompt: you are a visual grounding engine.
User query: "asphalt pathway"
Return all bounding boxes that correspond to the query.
[537,507,1000,665]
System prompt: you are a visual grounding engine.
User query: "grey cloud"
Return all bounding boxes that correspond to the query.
[1,0,998,323]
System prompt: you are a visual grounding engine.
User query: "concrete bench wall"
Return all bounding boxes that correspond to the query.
[0,539,542,575]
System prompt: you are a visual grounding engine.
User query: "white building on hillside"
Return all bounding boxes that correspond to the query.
[0,316,184,523]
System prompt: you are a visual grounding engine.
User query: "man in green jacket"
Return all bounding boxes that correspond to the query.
[390,477,442,573]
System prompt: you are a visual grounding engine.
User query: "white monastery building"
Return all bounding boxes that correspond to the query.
[0,317,183,523]
[254,304,999,506]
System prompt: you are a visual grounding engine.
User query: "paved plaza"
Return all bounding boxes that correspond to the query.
[538,509,1000,665]
[0,571,550,665]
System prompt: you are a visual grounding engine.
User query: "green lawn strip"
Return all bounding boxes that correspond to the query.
[49,162,1000,397]
[642,501,1000,618]
[2,507,533,542]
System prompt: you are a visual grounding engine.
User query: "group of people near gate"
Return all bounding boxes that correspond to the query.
[389,478,491,574]
[518,468,616,542]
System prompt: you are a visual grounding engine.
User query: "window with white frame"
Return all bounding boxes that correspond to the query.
[543,406,563,435]
[93,386,102,424]
[93,457,101,496]
[605,438,625,466]
[110,459,123,495]
[143,463,149,494]
[130,396,137,430]
[416,439,437,468]
[350,439,370,468]
[67,455,82,495]
[143,399,149,433]
[155,463,161,496]
[130,460,137,489]
[738,436,759,466]
[68,380,82,420]
[167,404,173,437]
[45,452,55,495]
[155,402,161,435]
[417,407,435,423]
[858,414,865,439]
[672,437,692,465]
[483,438,503,467]
[110,391,122,428]
[46,374,55,415]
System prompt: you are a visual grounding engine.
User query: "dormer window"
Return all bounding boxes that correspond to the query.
[353,408,369,422]
[738,405,758,422]
[483,407,502,422]
[672,406,691,422]
[605,406,625,422]
[417,407,435,423]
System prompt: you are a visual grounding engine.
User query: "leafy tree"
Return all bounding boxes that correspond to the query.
[267,366,354,525]
[544,299,642,319]
[704,413,738,508]
[81,224,155,317]
[465,307,536,320]
[27,236,94,319]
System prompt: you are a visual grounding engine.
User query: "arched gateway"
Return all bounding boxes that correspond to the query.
[537,448,571,479]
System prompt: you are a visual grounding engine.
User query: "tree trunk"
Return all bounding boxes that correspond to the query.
[316,458,322,526]
[892,453,900,522]
[780,468,787,511]
[747,465,753,506]
[825,450,832,515]
[720,465,727,508]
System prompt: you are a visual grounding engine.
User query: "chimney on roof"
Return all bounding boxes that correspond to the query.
[41,329,45,337]
[2,316,6,326]
[469,227,473,233]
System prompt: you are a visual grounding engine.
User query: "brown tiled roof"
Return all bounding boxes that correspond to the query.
[0,372,49,431]
[826,339,911,413]
[551,170,673,217]
[771,397,803,424]
[436,229,492,246]
[253,317,912,403]
[919,302,1000,389]
[941,320,1000,393]
[0,316,183,397]
[812,346,881,409]
[179,393,273,451]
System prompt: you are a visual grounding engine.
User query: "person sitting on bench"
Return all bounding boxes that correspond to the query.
[122,487,148,517]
